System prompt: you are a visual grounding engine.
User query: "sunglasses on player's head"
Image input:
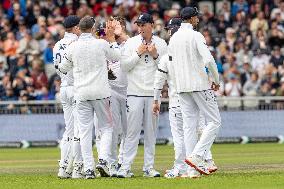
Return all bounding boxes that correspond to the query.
[96,29,106,37]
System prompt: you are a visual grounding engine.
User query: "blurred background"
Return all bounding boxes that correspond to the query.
[0,0,283,147]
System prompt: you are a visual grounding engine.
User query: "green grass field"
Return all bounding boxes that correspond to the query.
[1,144,284,189]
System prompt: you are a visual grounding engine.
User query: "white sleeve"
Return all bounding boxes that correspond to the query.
[104,40,121,62]
[153,56,168,101]
[120,39,141,72]
[58,44,73,73]
[195,32,220,84]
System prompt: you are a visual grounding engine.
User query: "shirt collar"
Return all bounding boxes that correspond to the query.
[139,34,154,44]
[79,33,93,39]
[180,23,193,30]
[64,32,78,40]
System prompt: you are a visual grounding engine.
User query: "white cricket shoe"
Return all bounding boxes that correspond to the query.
[164,168,180,178]
[109,163,118,177]
[85,169,96,179]
[58,167,72,179]
[96,159,110,177]
[72,162,84,179]
[185,155,210,175]
[143,168,160,177]
[206,159,218,173]
[117,169,134,178]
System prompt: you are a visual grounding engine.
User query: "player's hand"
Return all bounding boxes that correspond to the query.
[211,82,220,91]
[147,44,158,59]
[108,69,117,80]
[114,21,122,36]
[152,103,160,116]
[137,44,148,56]
[105,19,117,42]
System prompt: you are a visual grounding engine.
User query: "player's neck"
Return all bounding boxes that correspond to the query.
[116,33,129,44]
[143,34,153,44]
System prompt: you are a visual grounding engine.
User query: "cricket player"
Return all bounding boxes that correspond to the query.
[58,16,121,179]
[153,18,215,178]
[168,7,221,175]
[95,17,130,177]
[53,15,84,179]
[117,13,167,178]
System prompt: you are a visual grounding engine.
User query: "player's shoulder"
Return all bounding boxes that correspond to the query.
[128,35,140,43]
[194,31,205,39]
[123,35,140,47]
[153,35,167,44]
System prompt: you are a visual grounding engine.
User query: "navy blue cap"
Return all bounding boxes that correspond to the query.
[165,17,182,30]
[180,7,201,20]
[63,15,80,29]
[134,13,154,24]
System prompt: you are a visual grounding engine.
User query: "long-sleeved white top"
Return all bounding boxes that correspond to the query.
[53,32,78,87]
[168,23,220,93]
[108,41,128,96]
[58,33,121,101]
[153,54,179,108]
[121,34,167,96]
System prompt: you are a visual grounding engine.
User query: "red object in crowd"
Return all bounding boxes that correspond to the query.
[2,0,11,10]
[92,2,113,16]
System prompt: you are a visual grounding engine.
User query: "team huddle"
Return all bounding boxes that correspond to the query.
[53,6,221,179]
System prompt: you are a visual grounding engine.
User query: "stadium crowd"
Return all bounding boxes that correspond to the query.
[0,0,284,102]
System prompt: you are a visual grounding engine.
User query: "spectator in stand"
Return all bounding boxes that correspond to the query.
[250,12,269,35]
[43,40,55,79]
[225,73,242,96]
[251,49,270,74]
[30,60,48,92]
[231,0,249,17]
[275,77,284,96]
[270,46,284,68]
[240,62,252,86]
[3,32,19,57]
[36,86,54,100]
[243,72,261,96]
[17,30,40,55]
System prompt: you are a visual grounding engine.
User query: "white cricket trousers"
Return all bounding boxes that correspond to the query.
[198,111,213,160]
[168,107,187,173]
[179,90,221,159]
[109,90,128,165]
[60,86,82,168]
[76,98,113,172]
[121,96,158,171]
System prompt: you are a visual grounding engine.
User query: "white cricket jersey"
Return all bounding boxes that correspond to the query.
[58,33,121,101]
[53,32,78,87]
[121,34,167,96]
[153,54,179,108]
[108,41,128,95]
[168,23,220,93]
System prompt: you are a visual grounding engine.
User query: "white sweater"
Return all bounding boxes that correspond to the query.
[53,32,78,87]
[153,54,179,108]
[108,41,128,95]
[59,33,121,101]
[121,34,167,96]
[168,23,219,93]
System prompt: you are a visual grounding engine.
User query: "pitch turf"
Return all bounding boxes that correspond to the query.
[0,144,284,189]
